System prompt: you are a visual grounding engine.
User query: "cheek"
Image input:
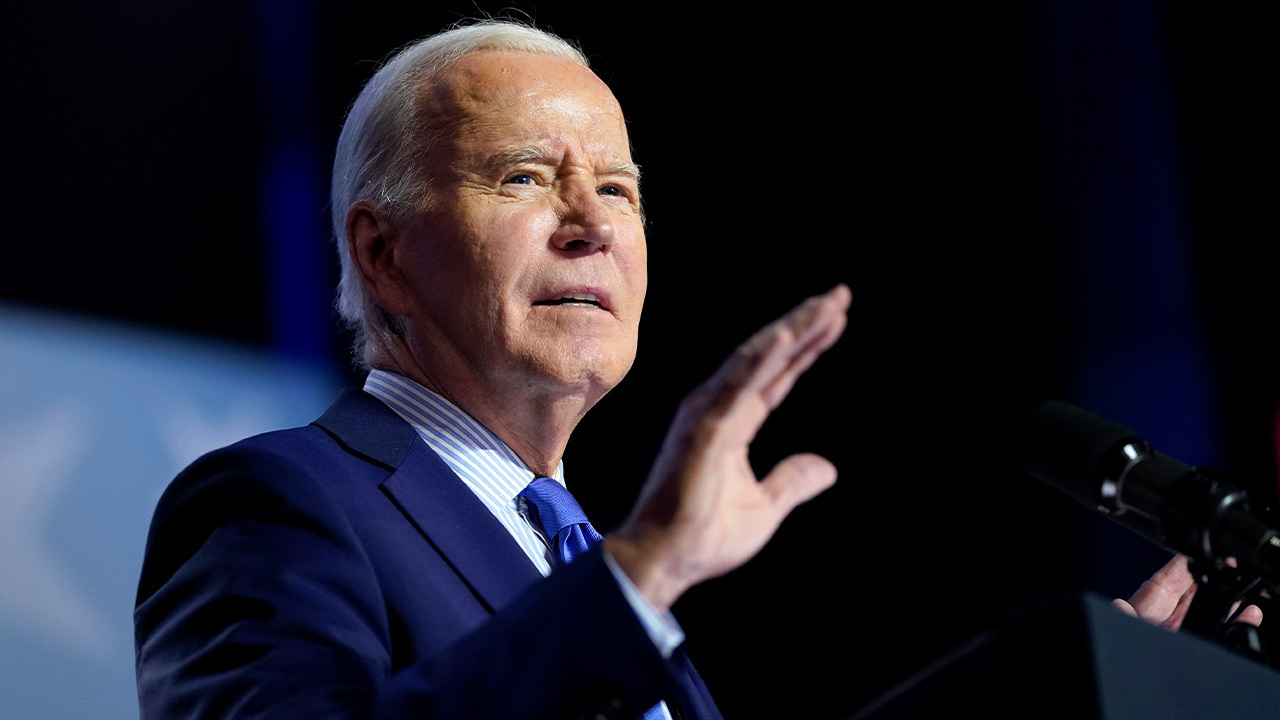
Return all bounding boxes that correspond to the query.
[525,207,561,242]
[621,231,648,306]
[481,200,558,243]
[634,241,648,290]
[469,205,557,271]
[458,210,529,274]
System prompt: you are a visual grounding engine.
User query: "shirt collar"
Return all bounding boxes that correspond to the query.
[362,369,565,506]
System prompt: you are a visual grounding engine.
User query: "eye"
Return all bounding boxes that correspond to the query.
[598,184,624,197]
[503,173,537,185]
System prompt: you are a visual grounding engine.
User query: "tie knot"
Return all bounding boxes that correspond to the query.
[519,477,602,566]
[519,477,589,538]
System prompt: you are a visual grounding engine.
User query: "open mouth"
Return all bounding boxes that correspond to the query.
[533,292,604,309]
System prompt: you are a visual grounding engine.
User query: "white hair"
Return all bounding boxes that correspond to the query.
[330,20,589,368]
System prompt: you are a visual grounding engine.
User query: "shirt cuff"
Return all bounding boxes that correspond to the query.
[602,550,685,658]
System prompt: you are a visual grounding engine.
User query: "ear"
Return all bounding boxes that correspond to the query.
[346,201,415,315]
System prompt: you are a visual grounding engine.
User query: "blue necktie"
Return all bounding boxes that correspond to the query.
[518,476,604,566]
[518,477,668,720]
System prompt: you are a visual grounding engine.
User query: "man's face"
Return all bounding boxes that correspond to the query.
[394,50,647,405]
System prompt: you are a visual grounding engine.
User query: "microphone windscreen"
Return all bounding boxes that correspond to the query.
[1019,401,1143,507]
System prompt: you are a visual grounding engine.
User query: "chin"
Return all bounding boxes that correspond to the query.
[528,349,634,400]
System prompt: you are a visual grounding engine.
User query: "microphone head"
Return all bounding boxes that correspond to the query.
[1019,401,1145,507]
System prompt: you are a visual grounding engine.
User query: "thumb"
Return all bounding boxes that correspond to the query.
[761,453,837,514]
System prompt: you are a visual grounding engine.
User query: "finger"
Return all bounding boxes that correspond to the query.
[678,286,850,454]
[757,316,849,407]
[777,284,851,359]
[1163,582,1196,630]
[760,452,838,517]
[1112,598,1138,617]
[1127,555,1195,623]
[757,289,849,407]
[1227,599,1265,628]
[1236,604,1264,627]
[743,286,850,402]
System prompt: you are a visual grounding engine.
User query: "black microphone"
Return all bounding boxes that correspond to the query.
[1020,400,1280,579]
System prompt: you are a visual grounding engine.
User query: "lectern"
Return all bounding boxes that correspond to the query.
[854,593,1280,719]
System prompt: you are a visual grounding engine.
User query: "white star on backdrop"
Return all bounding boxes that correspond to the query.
[145,395,284,512]
[0,399,115,662]
[159,395,281,474]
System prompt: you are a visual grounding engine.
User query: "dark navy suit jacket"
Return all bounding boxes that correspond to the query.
[135,388,721,720]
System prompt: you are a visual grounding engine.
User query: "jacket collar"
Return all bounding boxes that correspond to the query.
[312,388,543,613]
[313,388,416,470]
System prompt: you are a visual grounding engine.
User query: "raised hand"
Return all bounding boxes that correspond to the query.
[606,285,851,611]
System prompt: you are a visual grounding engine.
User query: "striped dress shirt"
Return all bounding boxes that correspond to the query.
[363,370,684,719]
[364,369,558,575]
[362,370,683,643]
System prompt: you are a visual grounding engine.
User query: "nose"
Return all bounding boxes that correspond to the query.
[550,184,615,255]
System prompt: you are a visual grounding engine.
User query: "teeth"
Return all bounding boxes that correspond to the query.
[535,292,603,308]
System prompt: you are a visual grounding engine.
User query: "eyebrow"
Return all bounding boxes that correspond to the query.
[483,144,641,182]
[600,160,643,182]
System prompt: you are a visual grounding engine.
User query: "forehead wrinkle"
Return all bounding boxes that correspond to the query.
[417,52,637,188]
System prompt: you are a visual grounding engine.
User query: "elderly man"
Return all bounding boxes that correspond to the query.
[135,20,850,720]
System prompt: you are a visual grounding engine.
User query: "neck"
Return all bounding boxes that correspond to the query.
[371,338,597,477]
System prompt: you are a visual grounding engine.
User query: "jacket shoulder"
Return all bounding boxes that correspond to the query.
[136,421,381,605]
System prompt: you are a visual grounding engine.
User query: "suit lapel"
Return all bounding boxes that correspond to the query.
[313,388,544,614]
[381,442,543,612]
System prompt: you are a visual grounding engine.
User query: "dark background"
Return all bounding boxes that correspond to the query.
[4,1,1278,716]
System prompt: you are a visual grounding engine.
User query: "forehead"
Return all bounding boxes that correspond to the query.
[421,50,631,161]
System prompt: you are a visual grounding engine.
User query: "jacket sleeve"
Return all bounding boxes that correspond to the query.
[133,441,691,720]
